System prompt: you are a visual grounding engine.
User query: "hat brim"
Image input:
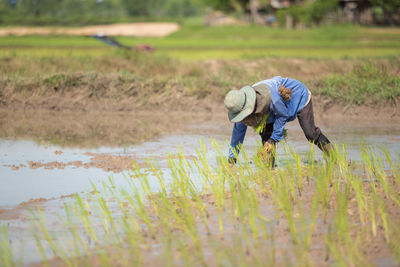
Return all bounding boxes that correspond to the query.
[228,86,256,122]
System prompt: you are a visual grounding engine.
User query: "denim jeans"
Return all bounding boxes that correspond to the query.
[260,99,331,150]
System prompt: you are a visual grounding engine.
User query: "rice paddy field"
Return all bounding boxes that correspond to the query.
[1,23,400,266]
[1,25,400,59]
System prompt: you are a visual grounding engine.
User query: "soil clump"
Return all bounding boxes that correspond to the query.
[0,23,179,37]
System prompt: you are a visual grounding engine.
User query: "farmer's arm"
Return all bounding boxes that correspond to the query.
[269,100,289,143]
[228,122,247,163]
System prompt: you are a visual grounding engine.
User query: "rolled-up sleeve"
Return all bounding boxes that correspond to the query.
[270,100,289,142]
[228,122,247,159]
[270,116,288,142]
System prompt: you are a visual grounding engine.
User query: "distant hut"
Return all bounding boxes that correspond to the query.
[338,0,373,24]
[269,0,376,26]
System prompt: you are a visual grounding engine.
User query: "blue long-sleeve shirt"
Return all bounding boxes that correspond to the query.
[228,76,309,159]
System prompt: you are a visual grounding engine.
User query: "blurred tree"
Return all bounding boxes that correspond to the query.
[277,0,338,26]
[370,0,400,24]
[121,0,149,16]
[201,0,246,12]
[308,0,338,25]
[162,0,201,17]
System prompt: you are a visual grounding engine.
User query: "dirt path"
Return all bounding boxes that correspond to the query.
[0,22,180,37]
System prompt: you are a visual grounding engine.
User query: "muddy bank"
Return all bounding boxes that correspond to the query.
[0,22,179,37]
[1,57,399,147]
[1,96,399,148]
[0,109,224,147]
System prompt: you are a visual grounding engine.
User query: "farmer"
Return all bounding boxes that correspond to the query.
[225,76,333,166]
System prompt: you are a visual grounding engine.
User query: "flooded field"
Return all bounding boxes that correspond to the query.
[1,119,399,265]
[2,120,399,207]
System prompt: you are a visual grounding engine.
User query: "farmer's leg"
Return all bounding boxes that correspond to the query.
[297,99,332,153]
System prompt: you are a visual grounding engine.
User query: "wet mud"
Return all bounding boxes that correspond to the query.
[1,116,400,265]
[4,152,197,173]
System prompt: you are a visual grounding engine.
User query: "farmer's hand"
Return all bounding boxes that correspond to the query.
[257,140,275,162]
[257,146,271,162]
[263,142,273,153]
[228,157,236,167]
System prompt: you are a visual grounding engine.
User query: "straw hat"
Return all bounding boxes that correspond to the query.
[224,86,256,122]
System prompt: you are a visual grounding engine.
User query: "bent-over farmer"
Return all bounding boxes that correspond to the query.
[225,76,333,166]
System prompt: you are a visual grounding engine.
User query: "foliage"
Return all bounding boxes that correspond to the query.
[277,0,338,26]
[121,0,149,16]
[201,0,247,12]
[315,63,400,105]
[370,0,400,24]
[0,0,203,25]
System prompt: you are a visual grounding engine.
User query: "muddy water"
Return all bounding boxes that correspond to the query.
[1,121,399,209]
[0,121,399,265]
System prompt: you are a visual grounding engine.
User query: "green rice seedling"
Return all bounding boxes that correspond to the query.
[228,160,263,245]
[156,213,175,267]
[63,203,92,266]
[73,194,98,245]
[173,150,211,235]
[122,174,159,241]
[347,170,369,226]
[193,140,215,191]
[365,147,400,208]
[63,204,84,262]
[195,140,237,238]
[276,169,299,244]
[155,181,205,264]
[146,156,168,197]
[32,228,49,267]
[286,144,305,197]
[117,209,142,265]
[325,184,351,265]
[304,143,318,181]
[246,187,265,246]
[95,181,121,243]
[233,150,270,243]
[301,190,319,251]
[165,194,201,250]
[256,143,300,245]
[0,225,15,267]
[144,158,189,239]
[386,220,400,262]
[367,190,378,237]
[167,152,192,197]
[253,154,281,225]
[118,190,149,251]
[120,187,155,239]
[369,183,391,242]
[97,249,112,267]
[337,145,369,226]
[316,154,337,223]
[130,161,162,219]
[381,147,400,187]
[31,207,72,265]
[239,144,256,179]
[283,158,297,203]
[330,158,367,267]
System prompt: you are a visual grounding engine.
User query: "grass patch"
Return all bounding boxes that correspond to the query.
[315,63,400,104]
[0,25,399,59]
[1,55,399,107]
